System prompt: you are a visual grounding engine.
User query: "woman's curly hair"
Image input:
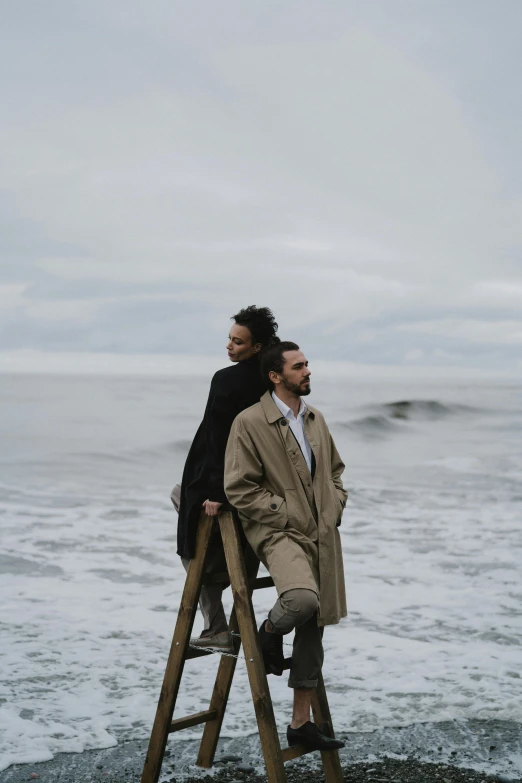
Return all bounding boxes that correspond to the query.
[231,305,280,348]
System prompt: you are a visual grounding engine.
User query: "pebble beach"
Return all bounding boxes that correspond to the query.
[1,719,521,783]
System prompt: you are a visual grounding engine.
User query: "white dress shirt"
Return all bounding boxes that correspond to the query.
[271,391,313,473]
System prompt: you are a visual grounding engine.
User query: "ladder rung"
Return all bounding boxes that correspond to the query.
[169,709,217,733]
[185,648,289,666]
[281,744,315,762]
[251,576,274,589]
[185,647,216,660]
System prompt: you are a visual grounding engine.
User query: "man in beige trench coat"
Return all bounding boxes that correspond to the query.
[224,341,347,751]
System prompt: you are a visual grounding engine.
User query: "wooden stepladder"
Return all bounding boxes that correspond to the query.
[141,511,343,783]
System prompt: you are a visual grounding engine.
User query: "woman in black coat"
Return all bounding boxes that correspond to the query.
[173,305,279,651]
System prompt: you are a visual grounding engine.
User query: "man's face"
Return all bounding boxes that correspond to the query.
[226,323,260,362]
[277,350,311,396]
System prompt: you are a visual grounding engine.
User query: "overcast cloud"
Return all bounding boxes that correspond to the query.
[1,1,521,374]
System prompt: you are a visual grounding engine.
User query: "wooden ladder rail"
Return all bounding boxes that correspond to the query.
[141,511,343,783]
[196,541,261,767]
[213,511,286,783]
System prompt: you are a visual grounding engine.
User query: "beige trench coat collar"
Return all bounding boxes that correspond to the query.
[260,389,316,424]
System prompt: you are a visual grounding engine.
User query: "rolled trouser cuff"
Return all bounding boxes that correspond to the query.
[288,677,318,689]
[171,483,182,512]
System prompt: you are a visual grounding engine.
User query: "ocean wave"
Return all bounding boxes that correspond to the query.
[382,399,475,420]
[340,399,478,439]
[343,414,400,438]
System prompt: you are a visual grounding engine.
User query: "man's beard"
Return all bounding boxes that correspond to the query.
[281,377,311,396]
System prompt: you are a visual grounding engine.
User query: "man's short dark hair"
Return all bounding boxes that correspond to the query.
[260,341,300,391]
[232,305,280,348]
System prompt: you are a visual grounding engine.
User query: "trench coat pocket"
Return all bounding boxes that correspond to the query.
[337,496,345,526]
[329,480,346,507]
[266,494,288,529]
[327,480,345,526]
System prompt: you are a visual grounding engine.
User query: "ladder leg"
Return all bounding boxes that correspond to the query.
[141,515,215,783]
[196,605,239,768]
[197,546,261,768]
[311,672,344,783]
[218,512,287,783]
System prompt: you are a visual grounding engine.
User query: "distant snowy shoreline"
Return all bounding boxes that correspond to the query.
[0,350,519,381]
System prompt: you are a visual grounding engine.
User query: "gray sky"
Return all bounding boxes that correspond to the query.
[1,1,521,374]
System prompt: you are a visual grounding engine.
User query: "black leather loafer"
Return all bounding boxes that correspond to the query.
[258,619,284,676]
[287,721,345,750]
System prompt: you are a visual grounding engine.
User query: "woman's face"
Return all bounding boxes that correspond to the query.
[226,323,261,362]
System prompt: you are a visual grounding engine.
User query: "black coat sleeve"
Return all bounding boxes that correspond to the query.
[205,375,241,503]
